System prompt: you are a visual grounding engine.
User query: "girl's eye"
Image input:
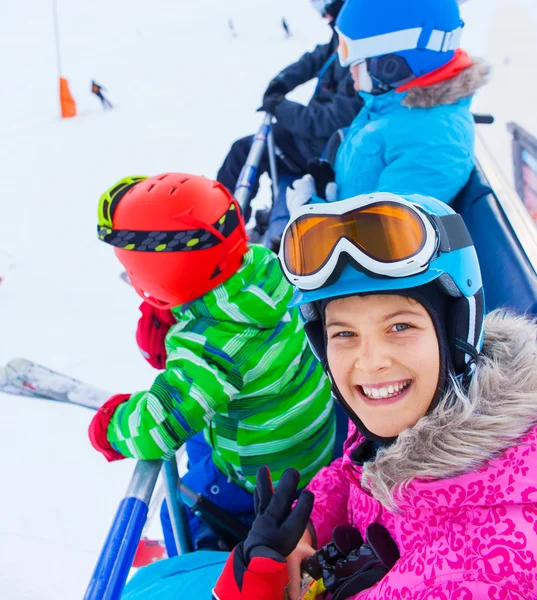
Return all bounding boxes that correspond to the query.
[391,323,410,332]
[334,331,355,338]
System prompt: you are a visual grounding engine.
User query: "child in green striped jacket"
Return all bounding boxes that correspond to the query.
[89,173,335,552]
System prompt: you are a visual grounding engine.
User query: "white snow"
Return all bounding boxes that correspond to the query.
[0,0,536,597]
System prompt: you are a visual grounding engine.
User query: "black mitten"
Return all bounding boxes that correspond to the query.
[307,158,336,199]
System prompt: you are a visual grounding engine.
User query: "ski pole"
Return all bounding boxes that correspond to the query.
[234,112,273,213]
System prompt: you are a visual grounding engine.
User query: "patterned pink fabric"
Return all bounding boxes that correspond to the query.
[306,421,537,598]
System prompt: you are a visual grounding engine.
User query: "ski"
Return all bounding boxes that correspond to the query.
[0,367,49,399]
[2,358,110,409]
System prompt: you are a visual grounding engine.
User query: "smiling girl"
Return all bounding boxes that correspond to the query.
[213,191,537,599]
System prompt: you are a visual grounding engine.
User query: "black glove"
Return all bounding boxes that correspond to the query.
[212,467,314,600]
[257,78,288,113]
[257,93,285,114]
[264,78,289,98]
[307,158,336,200]
[244,466,314,562]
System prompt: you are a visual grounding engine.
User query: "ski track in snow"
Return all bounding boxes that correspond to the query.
[1,0,536,597]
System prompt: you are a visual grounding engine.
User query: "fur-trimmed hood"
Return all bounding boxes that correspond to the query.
[345,310,537,509]
[402,57,491,108]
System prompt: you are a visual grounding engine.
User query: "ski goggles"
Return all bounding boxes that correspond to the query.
[97,175,241,252]
[337,25,463,68]
[280,193,471,290]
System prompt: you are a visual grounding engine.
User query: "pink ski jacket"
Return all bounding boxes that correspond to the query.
[307,311,537,598]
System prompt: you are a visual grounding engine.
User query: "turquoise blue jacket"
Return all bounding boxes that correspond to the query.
[334,64,487,205]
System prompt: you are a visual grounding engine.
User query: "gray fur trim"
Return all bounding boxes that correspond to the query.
[361,310,537,510]
[402,57,491,108]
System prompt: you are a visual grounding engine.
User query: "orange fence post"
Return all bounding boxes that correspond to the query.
[59,77,77,118]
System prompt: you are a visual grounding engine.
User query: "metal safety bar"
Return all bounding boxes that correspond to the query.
[85,458,191,600]
[234,112,278,213]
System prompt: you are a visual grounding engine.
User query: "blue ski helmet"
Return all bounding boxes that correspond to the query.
[336,0,464,79]
[288,193,485,380]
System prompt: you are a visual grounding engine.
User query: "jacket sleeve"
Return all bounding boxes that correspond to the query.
[305,458,351,548]
[376,116,475,205]
[276,43,332,90]
[274,87,362,143]
[104,320,244,460]
[213,546,289,600]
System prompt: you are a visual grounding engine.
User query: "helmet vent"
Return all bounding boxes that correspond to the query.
[147,184,156,192]
[169,187,178,195]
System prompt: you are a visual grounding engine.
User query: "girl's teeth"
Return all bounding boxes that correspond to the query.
[362,381,410,399]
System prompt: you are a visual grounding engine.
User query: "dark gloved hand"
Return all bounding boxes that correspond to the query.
[307,158,338,201]
[258,77,288,113]
[212,467,314,600]
[257,92,286,114]
[303,522,400,600]
[244,467,314,561]
[263,78,289,99]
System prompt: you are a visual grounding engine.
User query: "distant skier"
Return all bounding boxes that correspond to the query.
[228,18,237,38]
[91,80,113,110]
[282,17,292,38]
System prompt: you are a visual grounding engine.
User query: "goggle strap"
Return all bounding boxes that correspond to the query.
[98,203,240,252]
[432,214,473,253]
[108,181,139,223]
[107,179,145,224]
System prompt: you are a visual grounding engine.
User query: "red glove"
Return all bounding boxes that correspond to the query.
[88,393,130,462]
[135,301,176,370]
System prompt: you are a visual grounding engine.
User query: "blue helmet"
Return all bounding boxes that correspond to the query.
[336,0,464,89]
[289,193,485,379]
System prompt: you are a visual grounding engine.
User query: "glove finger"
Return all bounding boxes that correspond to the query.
[264,468,300,525]
[255,465,274,515]
[295,174,316,195]
[281,489,314,544]
[325,182,338,202]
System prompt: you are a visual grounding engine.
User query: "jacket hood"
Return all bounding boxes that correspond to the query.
[342,310,537,510]
[174,245,293,329]
[402,57,491,108]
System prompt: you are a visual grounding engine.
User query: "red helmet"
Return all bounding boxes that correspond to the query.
[97,173,248,308]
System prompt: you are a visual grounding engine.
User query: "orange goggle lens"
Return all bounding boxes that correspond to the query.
[283,202,427,276]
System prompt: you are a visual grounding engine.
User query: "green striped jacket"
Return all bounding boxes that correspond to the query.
[107,245,334,491]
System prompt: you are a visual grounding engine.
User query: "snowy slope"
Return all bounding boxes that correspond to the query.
[0,0,535,597]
